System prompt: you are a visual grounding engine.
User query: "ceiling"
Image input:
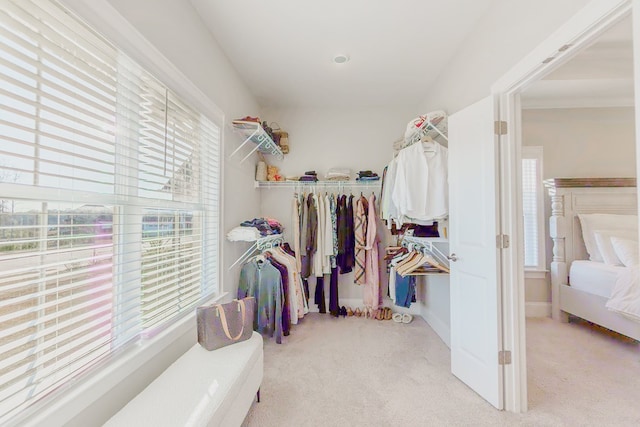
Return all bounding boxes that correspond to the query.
[190,0,497,108]
[521,16,634,109]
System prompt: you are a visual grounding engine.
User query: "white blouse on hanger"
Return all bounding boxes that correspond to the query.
[391,141,448,224]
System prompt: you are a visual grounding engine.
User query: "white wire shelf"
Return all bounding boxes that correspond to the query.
[254,180,382,189]
[229,121,284,163]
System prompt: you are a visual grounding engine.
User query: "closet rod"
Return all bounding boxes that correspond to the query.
[254,181,382,189]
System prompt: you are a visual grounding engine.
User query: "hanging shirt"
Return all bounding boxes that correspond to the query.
[391,141,448,224]
[292,195,302,272]
[313,193,324,278]
[323,193,334,274]
[363,193,381,309]
[238,258,284,344]
[354,195,368,285]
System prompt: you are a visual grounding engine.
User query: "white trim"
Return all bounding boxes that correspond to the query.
[420,306,451,348]
[493,0,633,414]
[524,270,547,279]
[58,0,224,126]
[17,292,226,427]
[525,302,552,318]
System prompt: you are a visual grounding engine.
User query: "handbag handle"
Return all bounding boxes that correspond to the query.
[217,299,246,341]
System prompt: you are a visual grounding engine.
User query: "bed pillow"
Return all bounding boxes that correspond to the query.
[577,214,638,262]
[611,237,639,267]
[594,230,638,266]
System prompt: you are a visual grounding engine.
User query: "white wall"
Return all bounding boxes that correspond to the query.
[522,106,636,305]
[419,0,591,114]
[30,1,262,425]
[260,106,417,308]
[414,0,593,340]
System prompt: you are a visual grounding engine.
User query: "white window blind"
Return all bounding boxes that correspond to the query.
[522,147,544,270]
[0,0,220,422]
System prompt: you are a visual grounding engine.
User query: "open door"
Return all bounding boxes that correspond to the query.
[448,96,504,409]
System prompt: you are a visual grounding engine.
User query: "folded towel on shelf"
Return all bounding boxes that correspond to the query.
[226,226,261,242]
[299,176,319,182]
[325,168,352,181]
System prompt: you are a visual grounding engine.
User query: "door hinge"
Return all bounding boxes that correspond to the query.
[496,234,510,249]
[494,120,507,135]
[498,350,512,365]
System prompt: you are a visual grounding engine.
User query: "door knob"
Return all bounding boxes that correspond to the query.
[447,253,458,262]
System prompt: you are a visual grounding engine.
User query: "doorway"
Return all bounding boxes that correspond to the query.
[493,0,637,413]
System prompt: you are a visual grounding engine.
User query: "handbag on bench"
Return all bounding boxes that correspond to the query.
[197,297,255,351]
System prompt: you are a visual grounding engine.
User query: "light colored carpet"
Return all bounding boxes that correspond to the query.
[242,313,640,426]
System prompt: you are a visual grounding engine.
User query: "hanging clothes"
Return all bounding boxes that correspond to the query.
[302,193,317,278]
[353,195,368,285]
[291,196,302,272]
[336,195,352,274]
[237,258,284,344]
[388,141,448,226]
[363,193,381,309]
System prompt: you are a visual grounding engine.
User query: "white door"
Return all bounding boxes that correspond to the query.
[448,96,503,409]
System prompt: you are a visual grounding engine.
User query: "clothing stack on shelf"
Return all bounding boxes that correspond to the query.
[356,170,380,181]
[325,168,351,181]
[293,190,381,316]
[298,171,318,182]
[227,218,283,241]
[237,240,309,344]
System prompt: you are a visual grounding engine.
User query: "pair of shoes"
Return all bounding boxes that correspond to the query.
[374,309,383,320]
[392,312,403,323]
[383,307,393,320]
[354,307,362,317]
[402,314,413,324]
[340,306,347,317]
[346,307,354,317]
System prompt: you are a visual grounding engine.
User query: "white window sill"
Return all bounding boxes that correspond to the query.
[18,292,227,427]
[524,269,548,279]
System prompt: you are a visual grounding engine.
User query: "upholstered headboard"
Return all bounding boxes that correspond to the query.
[545,178,637,320]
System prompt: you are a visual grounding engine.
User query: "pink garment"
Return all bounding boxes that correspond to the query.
[363,194,381,309]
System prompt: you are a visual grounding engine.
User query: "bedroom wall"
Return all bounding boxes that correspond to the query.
[522,106,637,306]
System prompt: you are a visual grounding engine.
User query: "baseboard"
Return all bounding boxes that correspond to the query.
[525,302,551,318]
[306,298,421,315]
[420,307,450,349]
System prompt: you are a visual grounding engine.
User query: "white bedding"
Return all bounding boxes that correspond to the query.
[569,260,626,298]
[606,266,640,322]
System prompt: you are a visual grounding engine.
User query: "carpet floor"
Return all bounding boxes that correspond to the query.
[242,313,640,426]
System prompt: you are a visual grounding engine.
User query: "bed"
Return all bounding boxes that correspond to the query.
[546,177,640,341]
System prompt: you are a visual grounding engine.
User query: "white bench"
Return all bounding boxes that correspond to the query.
[105,332,263,427]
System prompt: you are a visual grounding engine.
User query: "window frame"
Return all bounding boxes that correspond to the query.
[521,146,546,276]
[2,1,227,424]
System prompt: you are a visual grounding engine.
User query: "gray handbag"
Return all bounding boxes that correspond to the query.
[197,297,256,351]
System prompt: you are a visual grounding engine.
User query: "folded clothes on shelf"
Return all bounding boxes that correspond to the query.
[299,175,319,182]
[226,226,261,241]
[356,170,380,181]
[325,168,351,181]
[240,217,283,236]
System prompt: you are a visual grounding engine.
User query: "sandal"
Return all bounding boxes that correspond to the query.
[346,306,354,317]
[384,307,393,320]
[354,307,362,317]
[392,313,403,323]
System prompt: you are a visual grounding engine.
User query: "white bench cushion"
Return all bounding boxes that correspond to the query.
[105,332,263,427]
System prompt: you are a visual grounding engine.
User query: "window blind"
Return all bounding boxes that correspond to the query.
[0,0,220,422]
[521,149,544,270]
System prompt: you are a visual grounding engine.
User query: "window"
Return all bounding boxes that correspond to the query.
[0,0,220,422]
[522,146,545,271]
